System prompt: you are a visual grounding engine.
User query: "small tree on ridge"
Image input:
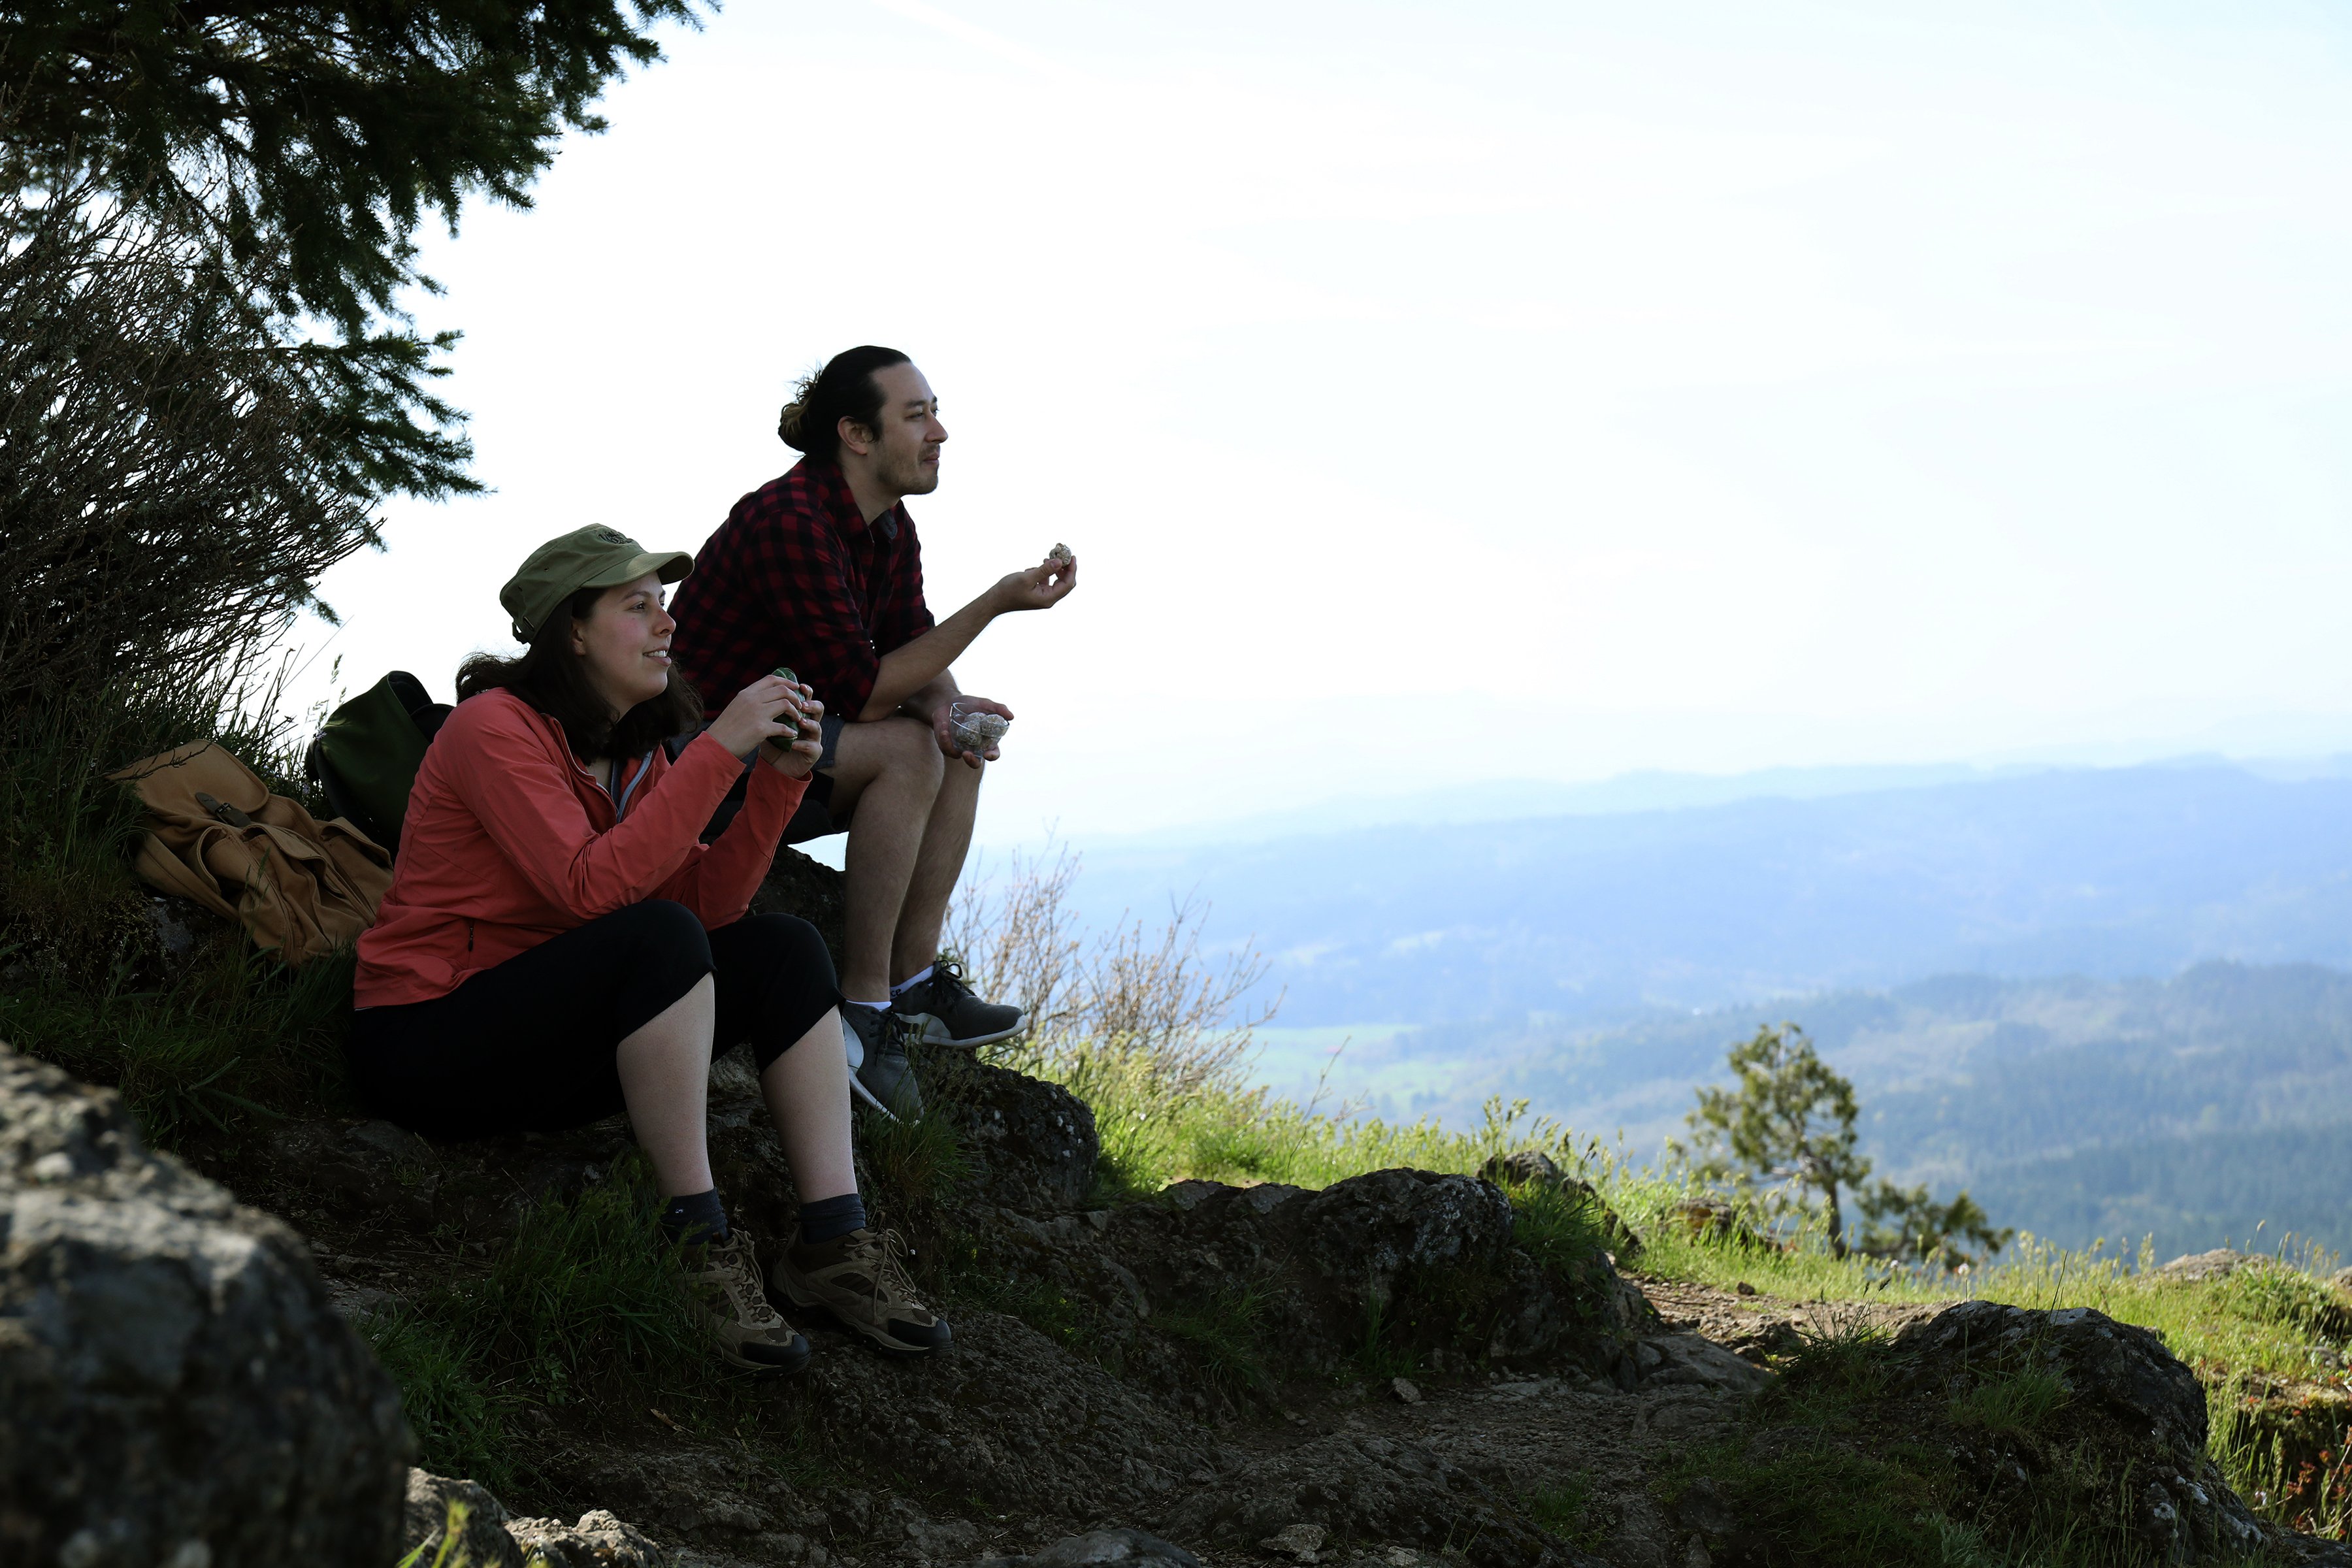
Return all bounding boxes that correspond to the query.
[1684,1023,1871,1254]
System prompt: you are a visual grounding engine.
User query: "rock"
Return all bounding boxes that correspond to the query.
[405,1471,523,1568]
[1160,1430,1573,1568]
[747,846,847,971]
[928,1054,1101,1212]
[1390,1376,1424,1404]
[0,1043,411,1567]
[1634,1333,1773,1396]
[1893,1301,2270,1560]
[1477,1153,1642,1262]
[2154,1248,2249,1283]
[564,1443,804,1554]
[970,1529,1203,1568]
[1482,1150,1563,1188]
[1734,1281,1756,1297]
[804,1310,1211,1517]
[1665,1198,1773,1253]
[1671,1477,1735,1550]
[269,1117,440,1227]
[505,1508,665,1567]
[1259,1522,1328,1560]
[963,1166,1655,1407]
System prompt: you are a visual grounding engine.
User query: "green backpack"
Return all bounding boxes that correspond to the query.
[304,671,451,851]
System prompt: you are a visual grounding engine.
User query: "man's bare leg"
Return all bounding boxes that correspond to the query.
[891,755,981,985]
[823,717,945,1002]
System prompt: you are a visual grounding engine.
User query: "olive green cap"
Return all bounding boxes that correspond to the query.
[499,525,694,642]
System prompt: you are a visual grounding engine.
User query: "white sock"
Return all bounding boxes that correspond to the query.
[891,965,934,998]
[847,996,890,1011]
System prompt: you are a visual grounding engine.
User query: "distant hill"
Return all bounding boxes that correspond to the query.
[1265,963,2352,1262]
[1055,759,2352,1258]
[1069,760,2352,1026]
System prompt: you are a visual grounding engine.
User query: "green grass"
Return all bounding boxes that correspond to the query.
[1154,1281,1275,1395]
[1018,1045,2352,1545]
[1,939,357,1149]
[359,1154,829,1497]
[1520,1475,1607,1550]
[0,674,358,1148]
[1950,1367,2071,1437]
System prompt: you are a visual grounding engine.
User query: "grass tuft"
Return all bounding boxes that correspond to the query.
[1950,1367,2071,1437]
[1155,1281,1275,1395]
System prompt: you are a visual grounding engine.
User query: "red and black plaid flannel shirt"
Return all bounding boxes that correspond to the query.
[670,460,936,720]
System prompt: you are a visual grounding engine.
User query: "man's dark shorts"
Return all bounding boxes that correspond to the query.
[692,713,847,845]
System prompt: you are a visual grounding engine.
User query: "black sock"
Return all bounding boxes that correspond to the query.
[660,1188,729,1247]
[798,1192,867,1245]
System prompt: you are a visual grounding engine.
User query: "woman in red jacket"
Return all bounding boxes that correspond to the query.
[351,525,947,1372]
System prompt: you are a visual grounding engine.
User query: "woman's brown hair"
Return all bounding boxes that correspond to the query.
[456,585,704,761]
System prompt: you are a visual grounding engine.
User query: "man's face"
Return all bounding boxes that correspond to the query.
[860,361,947,497]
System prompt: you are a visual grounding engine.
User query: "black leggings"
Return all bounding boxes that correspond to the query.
[348,902,840,1140]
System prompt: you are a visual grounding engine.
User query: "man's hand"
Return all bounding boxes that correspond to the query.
[760,685,825,778]
[988,549,1077,613]
[932,694,1012,769]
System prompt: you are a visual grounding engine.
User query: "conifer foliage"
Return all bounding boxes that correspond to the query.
[0,1,701,327]
[0,1,703,704]
[1682,1023,2012,1266]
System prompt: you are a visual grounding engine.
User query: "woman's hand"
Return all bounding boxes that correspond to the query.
[707,674,801,758]
[760,687,825,778]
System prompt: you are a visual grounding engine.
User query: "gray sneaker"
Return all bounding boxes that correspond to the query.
[841,1001,923,1120]
[892,956,1026,1049]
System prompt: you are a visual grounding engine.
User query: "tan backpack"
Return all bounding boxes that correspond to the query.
[110,740,393,965]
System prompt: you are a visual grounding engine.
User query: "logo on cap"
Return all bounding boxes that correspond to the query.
[595,528,630,545]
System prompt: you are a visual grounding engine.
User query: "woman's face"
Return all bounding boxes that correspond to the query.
[568,572,676,720]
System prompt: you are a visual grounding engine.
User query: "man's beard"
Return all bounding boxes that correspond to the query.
[885,448,939,495]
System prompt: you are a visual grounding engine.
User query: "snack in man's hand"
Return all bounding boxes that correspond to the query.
[1047,542,1073,565]
[771,666,799,686]
[948,703,1011,756]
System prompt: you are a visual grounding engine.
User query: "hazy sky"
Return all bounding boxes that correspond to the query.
[289,0,2352,847]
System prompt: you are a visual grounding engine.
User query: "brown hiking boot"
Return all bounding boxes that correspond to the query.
[772,1227,953,1355]
[680,1229,810,1372]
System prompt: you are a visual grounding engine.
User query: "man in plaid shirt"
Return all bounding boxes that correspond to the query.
[671,346,1077,1119]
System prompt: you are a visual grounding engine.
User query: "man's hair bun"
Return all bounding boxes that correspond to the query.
[776,346,912,463]
[777,382,816,449]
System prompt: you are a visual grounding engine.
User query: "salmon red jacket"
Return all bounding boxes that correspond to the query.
[354,688,806,1007]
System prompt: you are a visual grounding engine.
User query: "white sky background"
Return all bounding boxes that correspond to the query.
[287,0,2352,849]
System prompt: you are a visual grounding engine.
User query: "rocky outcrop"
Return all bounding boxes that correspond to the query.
[1893,1301,2271,1562]
[2154,1248,2252,1283]
[0,1043,411,1566]
[1478,1150,1642,1264]
[924,1053,1100,1212]
[1159,1429,1604,1568]
[958,1167,1649,1417]
[747,847,847,970]
[805,1310,1212,1517]
[406,1470,528,1568]
[965,1527,1201,1568]
[406,1468,669,1568]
